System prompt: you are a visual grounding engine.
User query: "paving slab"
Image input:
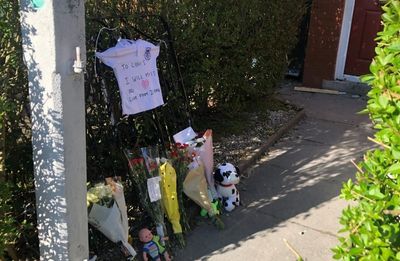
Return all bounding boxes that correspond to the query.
[195,221,339,261]
[279,81,370,126]
[289,118,372,146]
[175,82,374,261]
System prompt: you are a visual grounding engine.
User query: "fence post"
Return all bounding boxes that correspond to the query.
[19,1,88,259]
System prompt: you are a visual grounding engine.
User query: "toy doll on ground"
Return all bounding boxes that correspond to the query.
[213,163,240,212]
[139,228,171,261]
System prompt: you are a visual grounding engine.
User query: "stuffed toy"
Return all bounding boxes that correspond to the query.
[138,228,171,261]
[214,163,240,212]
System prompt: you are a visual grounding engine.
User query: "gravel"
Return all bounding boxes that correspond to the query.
[213,108,298,166]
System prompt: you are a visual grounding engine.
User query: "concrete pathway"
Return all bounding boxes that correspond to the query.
[175,83,374,261]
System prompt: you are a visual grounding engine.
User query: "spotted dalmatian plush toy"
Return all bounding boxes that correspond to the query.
[214,163,240,212]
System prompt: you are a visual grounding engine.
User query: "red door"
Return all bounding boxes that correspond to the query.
[344,0,383,76]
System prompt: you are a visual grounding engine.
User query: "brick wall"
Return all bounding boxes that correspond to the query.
[302,0,345,88]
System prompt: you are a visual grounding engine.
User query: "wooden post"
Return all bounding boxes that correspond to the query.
[19,1,88,259]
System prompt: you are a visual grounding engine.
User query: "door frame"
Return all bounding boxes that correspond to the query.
[335,0,360,82]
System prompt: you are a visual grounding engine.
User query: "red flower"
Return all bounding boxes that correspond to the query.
[170,151,178,158]
[176,143,189,149]
[149,161,158,171]
[129,157,144,167]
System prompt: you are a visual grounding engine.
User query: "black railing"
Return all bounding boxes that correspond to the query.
[85,14,192,181]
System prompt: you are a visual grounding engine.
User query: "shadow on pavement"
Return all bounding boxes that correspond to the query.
[175,82,373,260]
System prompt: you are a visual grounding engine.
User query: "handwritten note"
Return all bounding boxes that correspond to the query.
[96,39,164,115]
[147,176,162,202]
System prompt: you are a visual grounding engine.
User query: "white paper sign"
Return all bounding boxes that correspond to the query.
[173,126,197,143]
[147,176,162,202]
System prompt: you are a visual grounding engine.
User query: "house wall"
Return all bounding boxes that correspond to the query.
[302,0,345,88]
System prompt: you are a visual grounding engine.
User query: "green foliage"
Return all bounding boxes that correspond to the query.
[164,0,306,112]
[0,183,17,256]
[333,1,400,259]
[1,1,38,259]
[0,0,32,181]
[0,182,37,259]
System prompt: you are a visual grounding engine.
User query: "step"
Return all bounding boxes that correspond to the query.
[322,80,370,95]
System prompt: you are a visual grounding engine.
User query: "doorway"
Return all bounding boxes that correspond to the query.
[335,0,382,81]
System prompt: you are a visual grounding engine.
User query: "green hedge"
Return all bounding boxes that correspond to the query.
[164,0,307,112]
[333,1,400,259]
[86,0,306,114]
[0,1,37,259]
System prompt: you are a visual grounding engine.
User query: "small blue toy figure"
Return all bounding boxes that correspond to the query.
[139,228,171,261]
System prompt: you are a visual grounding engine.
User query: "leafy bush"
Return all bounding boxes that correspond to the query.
[333,1,400,259]
[1,1,37,259]
[165,0,307,113]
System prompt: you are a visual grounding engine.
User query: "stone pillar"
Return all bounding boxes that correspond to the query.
[19,1,88,260]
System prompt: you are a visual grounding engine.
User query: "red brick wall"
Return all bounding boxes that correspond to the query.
[302,0,345,88]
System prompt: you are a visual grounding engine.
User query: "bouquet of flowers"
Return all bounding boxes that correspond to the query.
[124,147,167,243]
[173,127,216,198]
[183,159,224,230]
[173,127,223,229]
[87,182,113,208]
[87,180,136,260]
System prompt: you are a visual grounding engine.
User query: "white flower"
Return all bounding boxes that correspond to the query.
[87,183,113,206]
